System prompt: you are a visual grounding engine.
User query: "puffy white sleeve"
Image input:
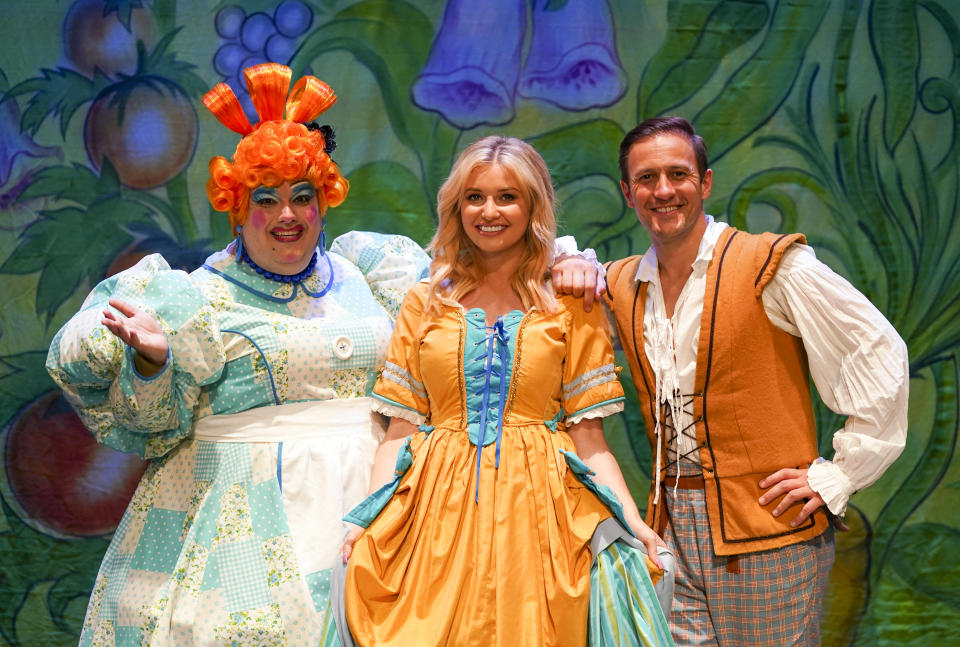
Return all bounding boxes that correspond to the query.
[46,254,225,458]
[762,244,909,516]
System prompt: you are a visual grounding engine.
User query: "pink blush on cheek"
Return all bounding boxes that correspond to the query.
[249,211,266,229]
[305,206,318,223]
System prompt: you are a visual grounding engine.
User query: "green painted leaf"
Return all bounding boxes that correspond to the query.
[0,352,55,428]
[640,0,769,118]
[16,164,102,206]
[290,0,436,153]
[558,188,622,241]
[889,522,960,610]
[728,167,834,231]
[95,157,123,196]
[326,161,434,246]
[0,498,107,646]
[919,1,960,89]
[827,0,862,146]
[103,28,207,109]
[871,356,958,588]
[528,119,625,187]
[822,505,871,645]
[14,159,122,212]
[694,0,830,162]
[48,569,98,635]
[859,563,960,644]
[1,198,154,316]
[869,0,919,151]
[526,120,647,256]
[209,203,233,248]
[558,185,644,262]
[639,0,719,119]
[162,170,198,244]
[5,68,111,138]
[137,28,207,99]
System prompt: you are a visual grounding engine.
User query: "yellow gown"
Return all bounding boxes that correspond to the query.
[342,284,670,647]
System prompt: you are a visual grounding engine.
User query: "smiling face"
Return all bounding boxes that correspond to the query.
[241,179,324,274]
[459,164,531,268]
[620,132,712,249]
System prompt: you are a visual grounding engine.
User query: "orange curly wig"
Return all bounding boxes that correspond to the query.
[203,63,349,232]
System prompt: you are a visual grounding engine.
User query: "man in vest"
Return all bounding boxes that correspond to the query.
[568,116,909,646]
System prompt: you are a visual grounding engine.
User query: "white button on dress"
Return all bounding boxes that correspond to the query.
[333,335,353,360]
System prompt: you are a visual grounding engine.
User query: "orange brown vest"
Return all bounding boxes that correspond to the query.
[604,226,829,555]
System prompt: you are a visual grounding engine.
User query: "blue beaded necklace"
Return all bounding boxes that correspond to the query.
[239,246,318,283]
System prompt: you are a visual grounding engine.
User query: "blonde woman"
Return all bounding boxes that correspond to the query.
[337,136,675,646]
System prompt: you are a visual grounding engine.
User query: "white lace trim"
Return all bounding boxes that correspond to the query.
[807,459,855,517]
[566,400,624,426]
[371,399,426,427]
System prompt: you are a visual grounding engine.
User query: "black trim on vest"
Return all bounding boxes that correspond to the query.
[631,277,658,431]
[754,233,793,288]
[706,230,818,544]
[701,231,736,502]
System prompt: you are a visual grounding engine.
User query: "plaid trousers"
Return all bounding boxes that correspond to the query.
[661,482,834,646]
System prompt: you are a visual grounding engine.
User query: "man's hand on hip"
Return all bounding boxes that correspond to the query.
[759,467,826,527]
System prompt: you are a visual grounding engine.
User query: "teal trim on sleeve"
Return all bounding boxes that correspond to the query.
[371,392,427,417]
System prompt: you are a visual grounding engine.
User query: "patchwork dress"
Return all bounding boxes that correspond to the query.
[341,285,674,647]
[46,232,429,647]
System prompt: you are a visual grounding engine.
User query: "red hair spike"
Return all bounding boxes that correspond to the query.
[202,83,254,135]
[245,63,292,123]
[285,76,337,123]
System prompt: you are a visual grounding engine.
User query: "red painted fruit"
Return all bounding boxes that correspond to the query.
[2,391,147,538]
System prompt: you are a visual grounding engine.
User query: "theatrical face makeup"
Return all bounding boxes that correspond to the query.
[240,180,324,275]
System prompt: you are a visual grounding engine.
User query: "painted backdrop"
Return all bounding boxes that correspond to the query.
[0,0,957,644]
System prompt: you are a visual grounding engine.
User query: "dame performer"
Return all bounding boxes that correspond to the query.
[47,63,429,646]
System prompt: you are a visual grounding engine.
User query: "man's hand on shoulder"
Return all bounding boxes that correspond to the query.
[758,467,826,527]
[552,256,606,312]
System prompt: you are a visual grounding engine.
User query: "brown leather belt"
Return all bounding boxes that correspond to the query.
[662,474,705,490]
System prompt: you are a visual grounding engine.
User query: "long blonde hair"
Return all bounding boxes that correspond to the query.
[426,136,557,314]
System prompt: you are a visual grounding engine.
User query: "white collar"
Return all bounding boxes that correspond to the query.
[633,215,728,284]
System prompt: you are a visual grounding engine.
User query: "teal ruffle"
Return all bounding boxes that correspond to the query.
[343,437,413,528]
[560,448,634,537]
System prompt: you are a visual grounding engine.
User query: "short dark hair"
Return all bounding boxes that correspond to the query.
[618,116,708,183]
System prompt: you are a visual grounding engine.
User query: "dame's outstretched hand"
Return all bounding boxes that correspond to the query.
[102,298,169,371]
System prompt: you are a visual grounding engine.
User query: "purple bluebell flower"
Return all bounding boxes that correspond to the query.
[0,96,59,188]
[518,0,626,110]
[411,0,526,129]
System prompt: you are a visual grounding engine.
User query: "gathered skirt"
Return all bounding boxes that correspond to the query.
[336,425,674,647]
